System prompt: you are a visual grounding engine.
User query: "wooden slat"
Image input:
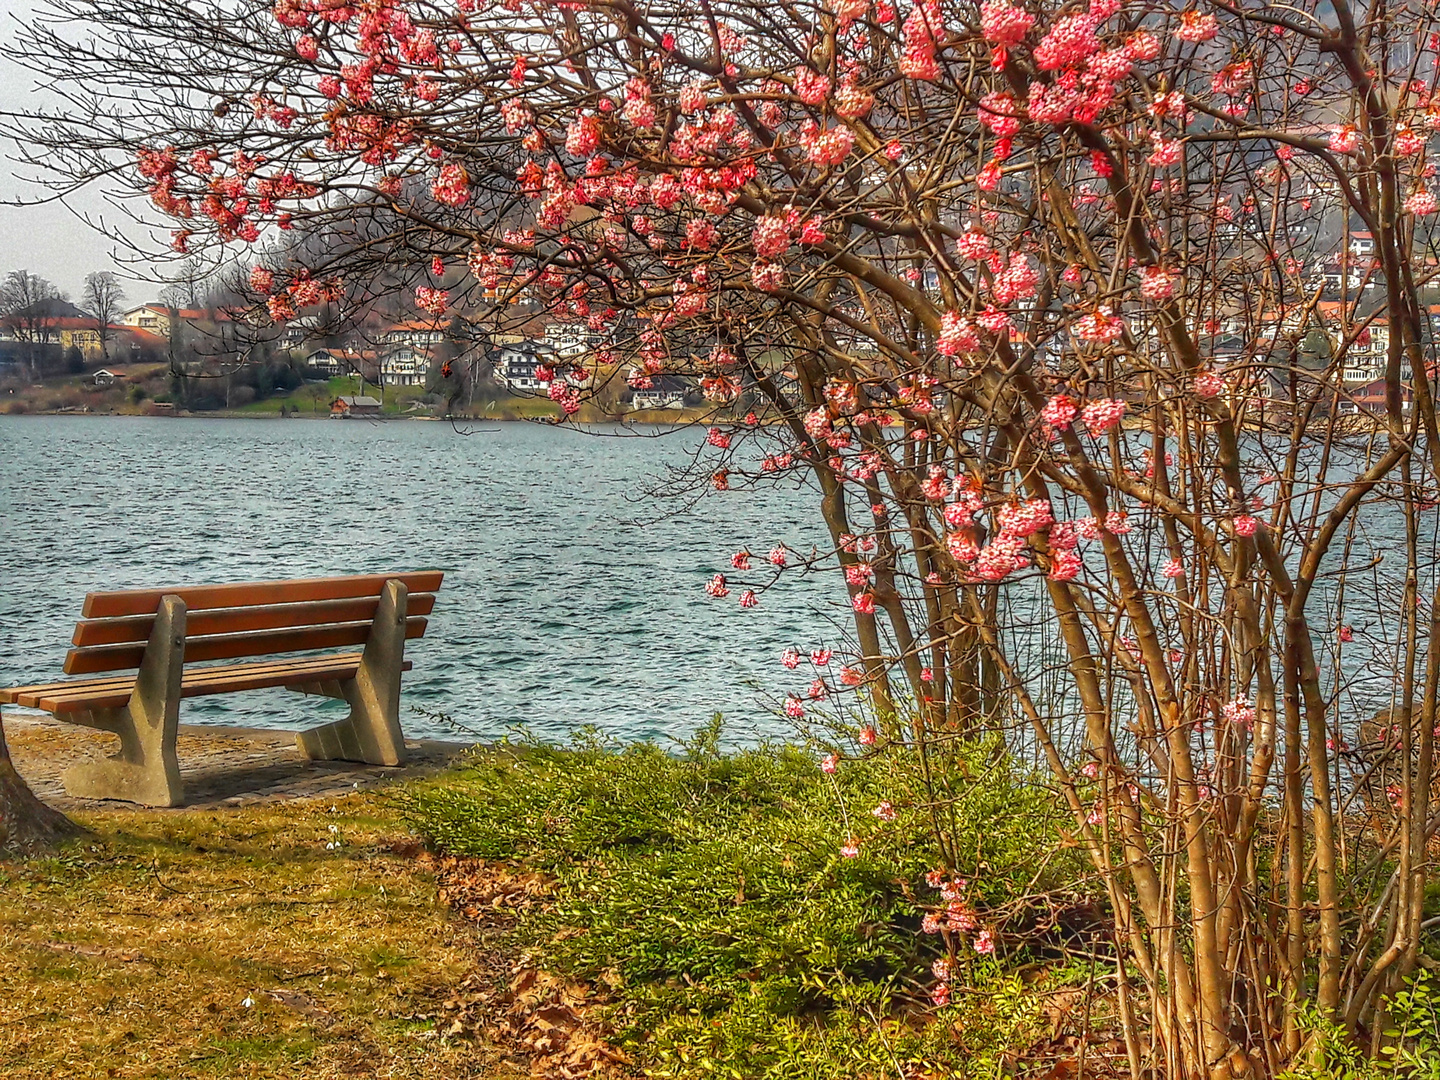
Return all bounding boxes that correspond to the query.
[72,593,438,647]
[64,618,428,675]
[36,656,411,714]
[9,654,367,709]
[81,571,445,618]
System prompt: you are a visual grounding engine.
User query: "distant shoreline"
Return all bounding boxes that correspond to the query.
[0,407,714,425]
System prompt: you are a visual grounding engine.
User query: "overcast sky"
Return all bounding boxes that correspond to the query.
[0,0,160,306]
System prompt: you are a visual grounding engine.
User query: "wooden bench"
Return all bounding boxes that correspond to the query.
[0,571,444,807]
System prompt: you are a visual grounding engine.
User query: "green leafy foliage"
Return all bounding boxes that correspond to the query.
[405,719,1082,1077]
[1281,973,1440,1080]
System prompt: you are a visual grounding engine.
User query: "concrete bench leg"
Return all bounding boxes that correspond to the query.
[295,580,408,767]
[62,595,186,807]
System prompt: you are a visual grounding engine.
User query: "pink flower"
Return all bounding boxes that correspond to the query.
[1395,128,1426,157]
[751,260,785,292]
[431,162,470,207]
[781,647,802,669]
[705,574,730,598]
[1162,557,1184,578]
[565,114,601,156]
[1041,394,1079,429]
[1222,697,1256,729]
[1408,188,1438,216]
[751,215,791,259]
[709,428,733,450]
[821,754,839,774]
[1081,760,1100,779]
[980,0,1033,45]
[798,122,855,166]
[997,499,1054,538]
[936,311,980,357]
[852,591,877,614]
[738,589,759,608]
[1079,398,1126,433]
[977,91,1022,137]
[811,648,833,667]
[872,800,895,820]
[1139,266,1178,300]
[1329,125,1360,154]
[1147,136,1183,167]
[415,286,448,316]
[768,546,788,567]
[785,696,806,719]
[1194,370,1227,397]
[1048,549,1083,582]
[1340,625,1354,643]
[1034,11,1103,71]
[1173,10,1218,42]
[840,839,860,858]
[899,1,945,80]
[1073,307,1126,343]
[974,929,996,955]
[1233,514,1260,537]
[858,726,877,746]
[840,666,864,686]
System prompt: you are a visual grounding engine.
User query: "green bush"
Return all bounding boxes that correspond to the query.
[405,719,1082,1077]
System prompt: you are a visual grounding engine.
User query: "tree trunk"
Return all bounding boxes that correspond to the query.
[0,714,83,856]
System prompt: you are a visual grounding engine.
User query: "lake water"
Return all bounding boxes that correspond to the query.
[0,416,834,744]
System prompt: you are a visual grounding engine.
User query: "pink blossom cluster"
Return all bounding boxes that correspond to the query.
[797,121,856,166]
[1222,697,1256,729]
[936,311,981,357]
[1079,397,1126,433]
[900,1,947,80]
[1073,307,1126,343]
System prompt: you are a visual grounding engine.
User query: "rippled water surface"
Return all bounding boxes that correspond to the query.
[0,416,833,743]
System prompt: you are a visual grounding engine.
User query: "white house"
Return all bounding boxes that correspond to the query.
[494,342,555,392]
[379,343,431,386]
[384,321,446,349]
[630,376,688,410]
[305,348,354,377]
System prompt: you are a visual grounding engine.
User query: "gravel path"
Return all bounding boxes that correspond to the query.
[4,712,472,811]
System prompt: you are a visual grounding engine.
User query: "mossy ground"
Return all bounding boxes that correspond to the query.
[0,793,516,1079]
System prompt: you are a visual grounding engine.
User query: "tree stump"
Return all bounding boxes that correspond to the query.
[0,715,83,856]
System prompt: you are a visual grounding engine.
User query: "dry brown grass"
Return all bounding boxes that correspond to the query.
[0,792,522,1079]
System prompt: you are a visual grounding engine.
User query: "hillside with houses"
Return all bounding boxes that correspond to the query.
[0,290,713,419]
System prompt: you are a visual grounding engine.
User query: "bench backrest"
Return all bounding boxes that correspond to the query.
[64,571,444,675]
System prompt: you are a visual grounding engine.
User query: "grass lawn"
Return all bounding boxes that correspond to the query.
[0,793,517,1079]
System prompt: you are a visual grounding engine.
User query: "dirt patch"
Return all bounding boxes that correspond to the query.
[4,712,471,811]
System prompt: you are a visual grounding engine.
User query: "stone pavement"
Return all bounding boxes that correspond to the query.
[3,712,474,811]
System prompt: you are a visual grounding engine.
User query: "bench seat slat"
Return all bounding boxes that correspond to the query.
[82,571,444,618]
[17,653,414,714]
[65,617,428,675]
[6,653,365,709]
[72,593,438,647]
[1,653,354,705]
